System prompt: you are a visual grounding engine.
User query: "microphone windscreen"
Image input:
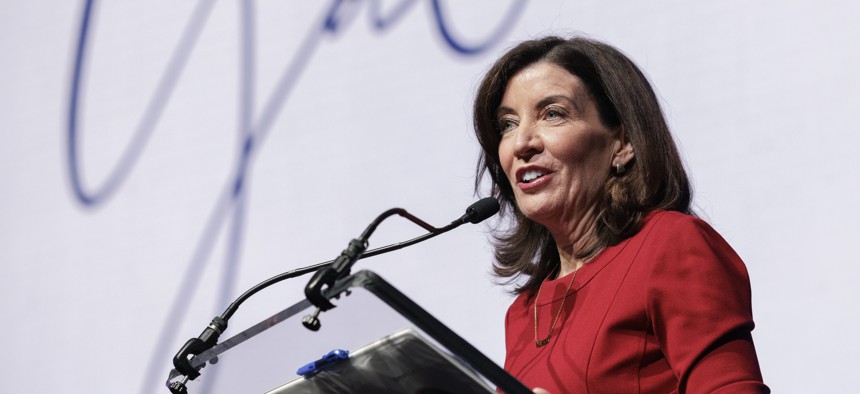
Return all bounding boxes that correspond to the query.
[465,197,500,224]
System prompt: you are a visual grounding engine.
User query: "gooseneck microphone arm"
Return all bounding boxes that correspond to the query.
[224,197,497,320]
[302,197,499,311]
[169,198,499,392]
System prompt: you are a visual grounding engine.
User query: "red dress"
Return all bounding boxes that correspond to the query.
[503,211,768,393]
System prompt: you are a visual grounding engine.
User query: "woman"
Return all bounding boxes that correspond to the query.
[473,36,768,393]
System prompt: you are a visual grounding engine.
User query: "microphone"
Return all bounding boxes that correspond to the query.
[460,196,501,224]
[168,198,499,392]
[304,197,500,311]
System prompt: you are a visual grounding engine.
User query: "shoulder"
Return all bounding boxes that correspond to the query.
[503,290,535,335]
[506,290,534,315]
[636,210,750,296]
[643,210,713,234]
[638,210,729,251]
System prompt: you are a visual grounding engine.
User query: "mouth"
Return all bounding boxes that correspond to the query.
[517,168,548,184]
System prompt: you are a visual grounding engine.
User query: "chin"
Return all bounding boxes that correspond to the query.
[516,203,558,224]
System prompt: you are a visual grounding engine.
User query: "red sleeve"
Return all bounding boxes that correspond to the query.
[644,213,769,393]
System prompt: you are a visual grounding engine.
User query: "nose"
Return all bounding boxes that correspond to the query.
[512,123,542,162]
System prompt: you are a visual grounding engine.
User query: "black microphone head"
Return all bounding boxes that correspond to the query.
[464,197,500,224]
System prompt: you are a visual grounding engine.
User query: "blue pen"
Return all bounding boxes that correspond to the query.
[296,349,350,377]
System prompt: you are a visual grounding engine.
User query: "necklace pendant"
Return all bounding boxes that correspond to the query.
[535,337,550,348]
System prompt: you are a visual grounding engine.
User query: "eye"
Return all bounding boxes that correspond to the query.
[543,106,567,121]
[498,117,518,134]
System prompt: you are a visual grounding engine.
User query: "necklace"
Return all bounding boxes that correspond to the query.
[533,266,580,348]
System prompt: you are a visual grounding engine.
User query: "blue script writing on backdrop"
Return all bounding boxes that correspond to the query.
[66,0,525,392]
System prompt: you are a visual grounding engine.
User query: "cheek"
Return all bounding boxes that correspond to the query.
[497,139,515,177]
[555,132,612,167]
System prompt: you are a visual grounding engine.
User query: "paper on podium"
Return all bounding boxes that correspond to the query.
[265,328,495,393]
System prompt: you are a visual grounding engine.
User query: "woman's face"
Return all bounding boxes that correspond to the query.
[497,62,628,231]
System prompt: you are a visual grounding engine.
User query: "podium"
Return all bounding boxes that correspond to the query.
[166,270,531,393]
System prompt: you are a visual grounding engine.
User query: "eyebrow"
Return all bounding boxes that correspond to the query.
[536,94,583,113]
[496,105,514,118]
[496,94,584,118]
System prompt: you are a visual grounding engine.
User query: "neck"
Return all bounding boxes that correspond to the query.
[546,205,600,279]
[555,249,587,278]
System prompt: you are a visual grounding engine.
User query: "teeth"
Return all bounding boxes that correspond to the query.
[522,169,544,183]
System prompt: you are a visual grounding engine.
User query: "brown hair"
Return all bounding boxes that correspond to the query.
[473,36,692,294]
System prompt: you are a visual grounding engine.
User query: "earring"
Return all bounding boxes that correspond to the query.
[614,162,625,175]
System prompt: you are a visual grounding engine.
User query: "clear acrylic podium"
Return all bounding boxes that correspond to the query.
[165,270,531,394]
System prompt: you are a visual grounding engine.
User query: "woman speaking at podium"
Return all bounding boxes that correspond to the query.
[472,36,768,393]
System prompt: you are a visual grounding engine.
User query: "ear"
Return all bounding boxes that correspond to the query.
[612,131,635,166]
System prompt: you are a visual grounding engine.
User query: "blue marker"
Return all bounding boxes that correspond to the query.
[296,349,350,377]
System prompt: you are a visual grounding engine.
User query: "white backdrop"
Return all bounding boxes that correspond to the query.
[1,1,858,393]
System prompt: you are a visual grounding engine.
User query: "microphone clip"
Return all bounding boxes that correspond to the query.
[304,238,366,311]
[171,316,228,381]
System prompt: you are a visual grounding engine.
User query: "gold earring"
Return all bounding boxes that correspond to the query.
[614,162,625,175]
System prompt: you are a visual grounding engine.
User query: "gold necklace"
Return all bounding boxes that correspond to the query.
[533,267,579,348]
